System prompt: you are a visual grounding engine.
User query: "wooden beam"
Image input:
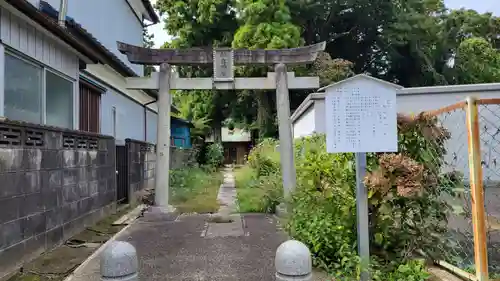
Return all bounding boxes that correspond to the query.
[117,42,326,66]
[124,72,320,90]
[435,260,477,281]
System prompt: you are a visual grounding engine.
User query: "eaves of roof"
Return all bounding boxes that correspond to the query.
[63,19,163,100]
[5,0,101,64]
[11,0,161,101]
[290,92,325,123]
[63,16,164,101]
[142,0,160,24]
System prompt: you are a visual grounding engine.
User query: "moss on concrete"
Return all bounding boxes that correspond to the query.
[6,206,132,281]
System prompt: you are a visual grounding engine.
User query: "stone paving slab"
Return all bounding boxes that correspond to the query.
[205,169,245,238]
[131,213,287,281]
[66,168,290,281]
[68,212,287,281]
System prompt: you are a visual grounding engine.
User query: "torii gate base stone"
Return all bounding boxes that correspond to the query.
[117,42,325,212]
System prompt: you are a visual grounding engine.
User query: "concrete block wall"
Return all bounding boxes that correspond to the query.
[0,120,116,279]
[124,139,196,204]
[126,139,156,204]
[170,147,196,169]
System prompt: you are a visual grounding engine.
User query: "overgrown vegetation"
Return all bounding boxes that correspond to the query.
[140,142,224,214]
[205,142,224,167]
[169,166,223,214]
[235,114,462,280]
[234,165,282,213]
[234,139,283,213]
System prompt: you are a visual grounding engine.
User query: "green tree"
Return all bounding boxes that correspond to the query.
[455,37,500,84]
[287,0,395,74]
[172,90,213,143]
[377,0,449,86]
[312,52,354,87]
[377,3,500,86]
[155,0,237,48]
[232,0,303,139]
[442,9,500,50]
[155,0,239,141]
[288,0,500,87]
[143,27,156,76]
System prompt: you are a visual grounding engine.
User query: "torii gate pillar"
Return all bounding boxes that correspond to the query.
[275,63,296,199]
[117,42,325,211]
[155,63,172,209]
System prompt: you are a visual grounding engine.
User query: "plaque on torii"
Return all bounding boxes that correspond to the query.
[117,41,325,211]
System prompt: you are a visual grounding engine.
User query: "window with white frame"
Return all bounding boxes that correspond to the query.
[4,52,74,129]
[46,71,73,128]
[4,54,42,124]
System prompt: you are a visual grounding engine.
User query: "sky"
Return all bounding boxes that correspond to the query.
[147,0,499,48]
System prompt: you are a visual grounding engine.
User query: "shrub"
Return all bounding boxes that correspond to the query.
[205,142,224,167]
[373,259,431,281]
[247,138,281,176]
[240,113,458,278]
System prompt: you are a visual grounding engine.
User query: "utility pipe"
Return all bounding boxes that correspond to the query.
[58,0,68,27]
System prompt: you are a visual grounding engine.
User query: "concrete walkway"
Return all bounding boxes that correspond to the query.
[66,168,288,281]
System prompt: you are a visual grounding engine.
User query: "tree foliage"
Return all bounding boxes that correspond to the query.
[143,27,155,76]
[232,0,302,50]
[231,0,303,139]
[172,90,213,142]
[312,52,355,87]
[154,0,500,139]
[455,37,500,84]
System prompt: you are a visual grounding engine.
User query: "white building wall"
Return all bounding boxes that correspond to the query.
[292,105,316,139]
[35,0,144,76]
[101,88,145,144]
[146,109,157,144]
[396,92,498,113]
[314,99,326,134]
[85,64,155,106]
[0,6,78,79]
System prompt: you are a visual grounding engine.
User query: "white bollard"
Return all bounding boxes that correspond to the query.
[275,240,312,281]
[100,241,139,281]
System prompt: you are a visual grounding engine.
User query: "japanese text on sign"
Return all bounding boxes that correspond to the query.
[213,49,234,81]
[325,85,398,153]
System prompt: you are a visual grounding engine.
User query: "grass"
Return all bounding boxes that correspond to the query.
[170,167,223,214]
[234,165,276,213]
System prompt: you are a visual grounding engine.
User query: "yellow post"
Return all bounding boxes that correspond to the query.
[466,96,489,281]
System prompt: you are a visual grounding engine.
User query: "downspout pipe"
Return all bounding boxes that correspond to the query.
[143,100,156,142]
[58,0,68,27]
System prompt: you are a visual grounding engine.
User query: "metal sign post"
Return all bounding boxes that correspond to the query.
[355,152,370,281]
[324,82,398,281]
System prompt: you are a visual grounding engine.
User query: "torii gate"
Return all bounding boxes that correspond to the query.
[117,41,326,211]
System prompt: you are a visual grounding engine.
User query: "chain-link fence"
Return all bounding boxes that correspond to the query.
[417,98,499,280]
[478,99,500,279]
[423,101,476,278]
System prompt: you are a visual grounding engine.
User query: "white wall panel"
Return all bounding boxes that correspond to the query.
[0,6,78,79]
